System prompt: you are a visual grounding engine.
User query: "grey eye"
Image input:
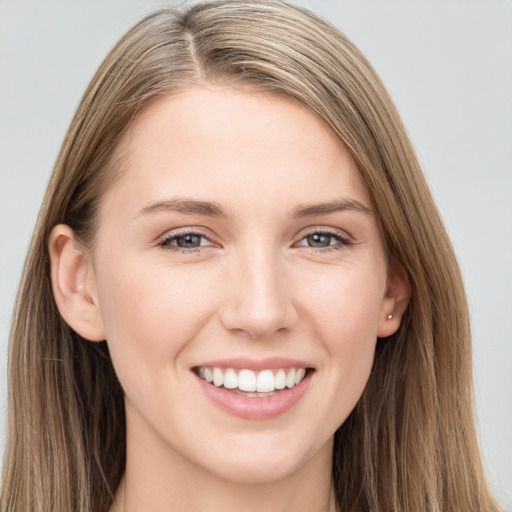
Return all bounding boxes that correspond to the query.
[305,233,333,248]
[175,234,203,248]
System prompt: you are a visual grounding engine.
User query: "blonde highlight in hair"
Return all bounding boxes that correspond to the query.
[1,2,501,511]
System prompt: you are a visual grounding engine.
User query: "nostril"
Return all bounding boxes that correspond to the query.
[218,306,297,340]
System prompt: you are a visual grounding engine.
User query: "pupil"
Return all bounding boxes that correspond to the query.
[307,233,330,248]
[177,234,201,248]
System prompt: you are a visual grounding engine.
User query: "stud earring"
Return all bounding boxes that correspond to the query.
[387,314,393,320]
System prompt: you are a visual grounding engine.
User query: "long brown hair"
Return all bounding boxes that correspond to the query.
[1,1,501,511]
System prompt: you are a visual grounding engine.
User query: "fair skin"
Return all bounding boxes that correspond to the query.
[49,86,410,512]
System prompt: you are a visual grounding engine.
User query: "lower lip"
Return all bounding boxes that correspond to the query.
[195,371,313,420]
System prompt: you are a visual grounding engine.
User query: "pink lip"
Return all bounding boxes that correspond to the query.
[194,357,312,371]
[194,369,313,420]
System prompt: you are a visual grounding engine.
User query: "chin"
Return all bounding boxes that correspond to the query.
[192,433,330,485]
[205,453,305,485]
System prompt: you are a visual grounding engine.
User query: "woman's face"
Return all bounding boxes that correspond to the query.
[87,87,400,483]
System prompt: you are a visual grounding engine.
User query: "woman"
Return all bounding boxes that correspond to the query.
[0,1,502,511]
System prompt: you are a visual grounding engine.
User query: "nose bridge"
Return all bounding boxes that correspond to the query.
[220,238,295,338]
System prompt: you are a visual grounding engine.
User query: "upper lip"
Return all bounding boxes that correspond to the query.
[193,357,313,371]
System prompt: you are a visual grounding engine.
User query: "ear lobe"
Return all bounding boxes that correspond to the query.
[48,224,106,342]
[377,258,411,338]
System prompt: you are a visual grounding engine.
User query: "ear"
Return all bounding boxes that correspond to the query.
[48,224,106,342]
[377,258,411,338]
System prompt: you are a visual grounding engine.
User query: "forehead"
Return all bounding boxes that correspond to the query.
[102,86,371,218]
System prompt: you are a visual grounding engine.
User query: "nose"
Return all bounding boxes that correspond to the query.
[219,245,298,339]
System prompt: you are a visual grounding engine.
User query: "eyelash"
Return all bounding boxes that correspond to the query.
[157,229,352,254]
[297,229,352,253]
[158,230,215,254]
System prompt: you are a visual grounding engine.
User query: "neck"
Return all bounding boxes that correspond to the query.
[112,469,338,512]
[109,407,338,512]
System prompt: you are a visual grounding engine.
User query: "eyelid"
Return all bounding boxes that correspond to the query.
[293,227,353,252]
[156,226,353,253]
[295,226,352,242]
[157,227,219,249]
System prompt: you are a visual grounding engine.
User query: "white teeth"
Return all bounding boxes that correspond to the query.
[256,369,275,392]
[295,368,306,385]
[223,368,238,389]
[274,369,286,389]
[213,367,223,387]
[286,368,296,388]
[238,369,257,392]
[197,366,308,393]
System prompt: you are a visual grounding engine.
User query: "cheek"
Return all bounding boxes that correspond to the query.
[93,253,220,371]
[303,263,386,342]
[301,265,385,422]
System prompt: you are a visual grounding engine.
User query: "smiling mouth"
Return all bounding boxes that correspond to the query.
[193,366,312,397]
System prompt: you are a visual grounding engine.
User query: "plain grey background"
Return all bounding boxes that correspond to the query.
[1,0,511,508]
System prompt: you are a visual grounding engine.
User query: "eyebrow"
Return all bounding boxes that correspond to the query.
[135,197,372,219]
[137,198,227,218]
[292,198,372,217]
